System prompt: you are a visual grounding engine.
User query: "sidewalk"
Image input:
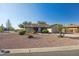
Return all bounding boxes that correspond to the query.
[4,45,79,54]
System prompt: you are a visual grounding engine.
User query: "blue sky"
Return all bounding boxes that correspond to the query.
[0,3,79,29]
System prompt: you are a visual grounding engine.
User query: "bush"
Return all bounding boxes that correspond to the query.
[27,33,34,38]
[42,29,49,33]
[0,27,3,32]
[76,29,79,33]
[1,50,10,53]
[4,51,10,53]
[58,35,64,38]
[28,35,34,38]
[58,33,64,38]
[15,29,20,32]
[19,29,26,35]
[32,29,36,33]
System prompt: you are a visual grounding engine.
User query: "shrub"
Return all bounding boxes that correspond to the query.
[0,27,3,32]
[15,29,20,32]
[42,29,49,33]
[32,29,36,33]
[1,50,10,53]
[28,35,34,38]
[58,35,64,38]
[19,29,26,35]
[4,51,10,53]
[76,29,79,33]
[27,34,34,38]
[58,33,64,38]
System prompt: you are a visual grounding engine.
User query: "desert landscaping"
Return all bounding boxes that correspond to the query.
[0,32,79,49]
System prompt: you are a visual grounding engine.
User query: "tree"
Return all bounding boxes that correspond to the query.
[1,24,4,31]
[23,21,32,25]
[51,24,63,32]
[76,28,79,33]
[18,24,24,28]
[37,21,47,25]
[19,21,32,28]
[6,19,14,31]
[23,21,28,25]
[27,22,32,24]
[51,24,64,37]
[0,26,3,32]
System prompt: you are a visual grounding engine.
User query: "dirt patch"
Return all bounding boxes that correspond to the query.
[0,33,79,49]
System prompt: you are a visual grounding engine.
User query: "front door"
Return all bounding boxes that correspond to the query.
[34,27,38,33]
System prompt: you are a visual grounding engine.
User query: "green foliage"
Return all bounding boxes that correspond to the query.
[23,21,32,25]
[18,21,32,28]
[42,29,49,33]
[37,21,47,25]
[9,27,14,31]
[15,29,20,32]
[19,29,26,35]
[51,24,63,33]
[18,24,24,28]
[76,28,79,33]
[6,19,14,31]
[0,27,3,32]
[23,21,28,25]
[31,29,36,33]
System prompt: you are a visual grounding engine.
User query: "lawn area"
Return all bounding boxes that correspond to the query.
[0,33,79,49]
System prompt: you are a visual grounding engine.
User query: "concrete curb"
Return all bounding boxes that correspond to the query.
[55,34,79,37]
[4,45,79,54]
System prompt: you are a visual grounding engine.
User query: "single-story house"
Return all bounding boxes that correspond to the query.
[24,24,50,33]
[23,24,79,34]
[63,24,79,33]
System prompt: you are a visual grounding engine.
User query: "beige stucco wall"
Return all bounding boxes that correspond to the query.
[64,27,78,33]
[68,28,77,33]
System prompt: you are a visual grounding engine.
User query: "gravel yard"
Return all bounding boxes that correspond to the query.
[0,33,79,49]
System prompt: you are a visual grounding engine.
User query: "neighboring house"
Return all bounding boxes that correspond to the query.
[63,24,79,33]
[24,24,50,33]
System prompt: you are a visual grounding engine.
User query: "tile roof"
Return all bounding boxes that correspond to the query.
[64,24,79,28]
